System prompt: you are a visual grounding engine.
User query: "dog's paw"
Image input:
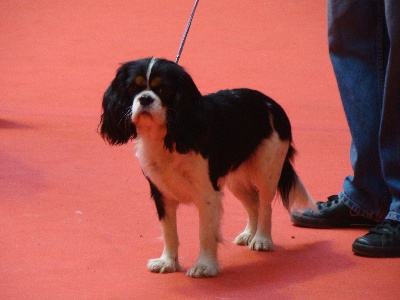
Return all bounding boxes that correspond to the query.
[186,262,219,278]
[233,232,254,246]
[147,257,182,273]
[249,236,274,251]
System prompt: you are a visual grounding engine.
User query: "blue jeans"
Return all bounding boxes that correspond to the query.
[328,0,400,222]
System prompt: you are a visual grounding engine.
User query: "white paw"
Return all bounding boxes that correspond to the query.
[186,262,219,278]
[147,257,181,273]
[233,232,254,246]
[249,236,274,251]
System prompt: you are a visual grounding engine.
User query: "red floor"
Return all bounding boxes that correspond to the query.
[1,1,399,299]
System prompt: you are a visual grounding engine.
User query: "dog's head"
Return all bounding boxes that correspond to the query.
[99,58,204,153]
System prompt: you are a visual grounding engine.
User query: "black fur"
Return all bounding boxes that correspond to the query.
[100,59,153,145]
[147,177,165,220]
[199,89,295,192]
[100,58,297,215]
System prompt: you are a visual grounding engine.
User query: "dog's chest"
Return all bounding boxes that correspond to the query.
[135,139,212,203]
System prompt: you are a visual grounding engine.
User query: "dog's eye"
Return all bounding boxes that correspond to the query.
[127,84,141,96]
[159,86,172,96]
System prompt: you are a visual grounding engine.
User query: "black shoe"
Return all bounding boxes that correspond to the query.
[291,195,379,228]
[352,219,400,257]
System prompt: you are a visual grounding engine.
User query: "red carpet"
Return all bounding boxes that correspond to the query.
[1,1,399,299]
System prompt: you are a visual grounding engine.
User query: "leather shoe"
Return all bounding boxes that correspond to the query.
[291,195,378,228]
[352,219,400,257]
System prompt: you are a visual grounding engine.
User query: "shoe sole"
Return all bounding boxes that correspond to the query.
[291,214,342,229]
[352,242,400,258]
[291,213,378,229]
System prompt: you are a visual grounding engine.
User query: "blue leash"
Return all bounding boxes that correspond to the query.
[175,0,200,64]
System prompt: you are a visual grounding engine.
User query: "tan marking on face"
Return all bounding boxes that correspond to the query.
[134,76,147,88]
[149,77,162,89]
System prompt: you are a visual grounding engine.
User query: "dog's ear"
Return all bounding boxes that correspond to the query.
[99,74,137,145]
[164,66,204,154]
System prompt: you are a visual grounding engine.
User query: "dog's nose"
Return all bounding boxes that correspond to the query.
[139,95,154,106]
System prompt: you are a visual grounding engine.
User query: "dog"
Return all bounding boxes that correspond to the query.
[99,57,314,278]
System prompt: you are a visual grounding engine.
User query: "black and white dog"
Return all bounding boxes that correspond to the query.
[100,57,314,277]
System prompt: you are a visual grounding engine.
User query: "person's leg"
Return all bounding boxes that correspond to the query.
[352,0,400,257]
[330,0,391,221]
[380,0,400,223]
[291,0,391,227]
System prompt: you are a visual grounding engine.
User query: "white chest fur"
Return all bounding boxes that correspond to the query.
[134,137,214,204]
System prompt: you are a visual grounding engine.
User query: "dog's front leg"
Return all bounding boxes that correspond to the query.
[187,193,222,278]
[147,203,182,273]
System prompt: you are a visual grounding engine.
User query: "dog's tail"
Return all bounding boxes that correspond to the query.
[278,145,315,212]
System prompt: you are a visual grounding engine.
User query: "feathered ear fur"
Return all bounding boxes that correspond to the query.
[99,67,138,145]
[163,64,205,154]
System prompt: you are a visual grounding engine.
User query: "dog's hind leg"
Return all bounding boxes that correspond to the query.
[249,135,290,252]
[227,179,259,246]
[147,202,182,273]
[249,188,276,251]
